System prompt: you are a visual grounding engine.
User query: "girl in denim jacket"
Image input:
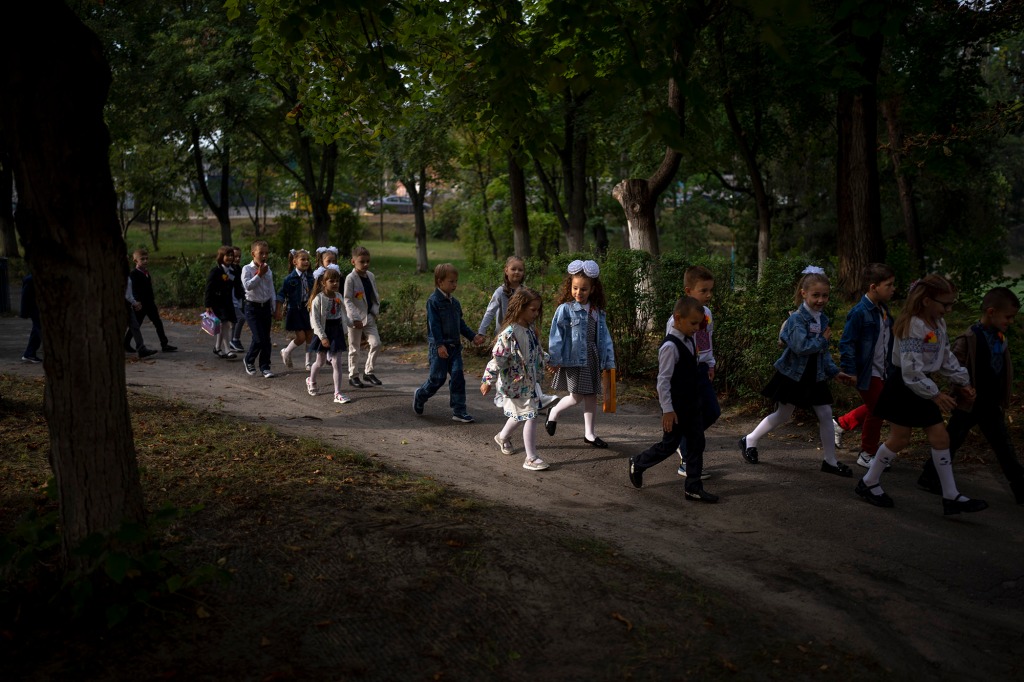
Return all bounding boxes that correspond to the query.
[546,260,616,448]
[740,267,855,475]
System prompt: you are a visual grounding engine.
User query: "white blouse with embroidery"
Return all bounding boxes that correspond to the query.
[893,316,969,400]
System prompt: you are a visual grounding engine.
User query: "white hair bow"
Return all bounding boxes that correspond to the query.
[312,263,341,279]
[567,259,600,278]
[316,246,339,256]
[802,265,826,275]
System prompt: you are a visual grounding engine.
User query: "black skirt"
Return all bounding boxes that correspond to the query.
[761,355,833,408]
[309,318,347,354]
[873,370,944,428]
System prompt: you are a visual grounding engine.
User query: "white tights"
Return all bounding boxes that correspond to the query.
[746,403,837,465]
[547,392,599,440]
[310,351,342,395]
[499,416,538,459]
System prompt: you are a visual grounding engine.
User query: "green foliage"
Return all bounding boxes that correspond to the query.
[933,224,1008,301]
[271,213,307,258]
[428,200,463,240]
[332,205,361,260]
[379,281,425,344]
[1,491,228,629]
[161,254,211,307]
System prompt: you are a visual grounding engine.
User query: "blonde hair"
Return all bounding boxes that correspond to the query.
[794,272,830,308]
[434,262,458,285]
[894,274,955,339]
[306,267,342,311]
[502,256,526,297]
[502,287,542,331]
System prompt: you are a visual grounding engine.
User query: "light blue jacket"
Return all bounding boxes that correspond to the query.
[774,305,840,382]
[548,302,616,370]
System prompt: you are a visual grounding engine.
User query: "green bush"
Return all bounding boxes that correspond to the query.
[379,281,425,344]
[160,254,210,307]
[332,206,361,260]
[428,200,462,240]
[271,213,306,258]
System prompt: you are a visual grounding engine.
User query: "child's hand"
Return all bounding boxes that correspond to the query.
[132,301,142,311]
[320,336,329,346]
[274,308,283,321]
[547,364,560,372]
[933,392,957,412]
[958,385,976,401]
[835,371,855,386]
[480,383,491,396]
[354,320,363,329]
[472,334,485,346]
[707,367,715,381]
[822,326,832,340]
[257,262,269,276]
[662,411,677,433]
[437,345,449,359]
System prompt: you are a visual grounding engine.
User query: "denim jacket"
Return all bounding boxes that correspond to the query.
[277,269,314,309]
[548,302,616,370]
[838,295,893,391]
[426,289,476,348]
[774,305,839,382]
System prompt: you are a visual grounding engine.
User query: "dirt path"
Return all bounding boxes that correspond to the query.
[3,316,1023,678]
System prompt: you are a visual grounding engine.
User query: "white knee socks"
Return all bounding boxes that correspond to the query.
[931,448,961,500]
[812,404,838,466]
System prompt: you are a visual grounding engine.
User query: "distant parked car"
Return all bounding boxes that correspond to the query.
[366,195,431,214]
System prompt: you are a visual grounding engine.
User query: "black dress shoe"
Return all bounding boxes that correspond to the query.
[349,377,365,388]
[628,457,643,489]
[916,475,942,495]
[739,436,758,464]
[584,436,608,448]
[363,373,383,386]
[855,479,894,508]
[685,488,720,503]
[821,460,853,477]
[161,344,178,352]
[545,420,557,436]
[942,494,989,515]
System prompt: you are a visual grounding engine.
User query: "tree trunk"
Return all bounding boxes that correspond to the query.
[0,140,18,258]
[507,150,531,258]
[1,0,146,566]
[568,130,588,253]
[880,96,923,272]
[402,171,430,274]
[190,124,233,246]
[722,90,772,281]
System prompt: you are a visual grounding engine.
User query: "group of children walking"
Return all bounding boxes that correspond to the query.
[203,240,384,406]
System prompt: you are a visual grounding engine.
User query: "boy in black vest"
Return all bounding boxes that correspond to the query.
[918,286,1023,504]
[629,296,718,502]
[124,247,177,353]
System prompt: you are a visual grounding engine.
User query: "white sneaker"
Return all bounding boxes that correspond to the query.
[280,348,293,368]
[832,419,844,448]
[493,434,514,455]
[334,393,352,404]
[523,457,549,471]
[857,451,891,471]
[262,369,275,379]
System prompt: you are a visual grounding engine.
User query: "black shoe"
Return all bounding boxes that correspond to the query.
[161,344,177,352]
[412,392,424,415]
[244,363,257,376]
[855,479,894,508]
[584,436,608,448]
[349,377,365,388]
[138,347,158,359]
[821,460,853,478]
[628,457,643,489]
[545,420,557,436]
[916,475,943,495]
[363,373,383,386]
[739,436,758,464]
[685,488,720,503]
[943,494,989,515]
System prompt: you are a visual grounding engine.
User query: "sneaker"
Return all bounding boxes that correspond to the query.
[349,376,365,388]
[685,488,720,503]
[261,368,275,379]
[334,393,352,404]
[363,373,383,386]
[161,344,177,352]
[138,347,158,359]
[539,394,560,410]
[493,433,514,455]
[523,457,549,471]
[676,461,711,479]
[832,418,844,448]
[628,457,644,488]
[452,413,475,423]
[20,355,42,364]
[304,361,312,370]
[413,392,424,416]
[280,348,293,368]
[856,451,891,472]
[244,362,257,376]
[229,340,244,352]
[306,377,317,396]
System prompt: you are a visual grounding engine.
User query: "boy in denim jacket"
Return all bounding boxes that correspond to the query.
[917,287,1024,504]
[836,263,896,470]
[413,263,485,422]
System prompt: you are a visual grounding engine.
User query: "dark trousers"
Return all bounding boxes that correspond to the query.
[232,300,246,342]
[676,364,717,457]
[415,344,467,415]
[124,303,169,348]
[126,302,145,350]
[24,313,41,358]
[920,403,1024,488]
[244,302,273,370]
[634,418,706,492]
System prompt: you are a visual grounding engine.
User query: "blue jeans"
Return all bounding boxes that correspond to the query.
[24,313,41,357]
[244,301,272,370]
[415,344,467,415]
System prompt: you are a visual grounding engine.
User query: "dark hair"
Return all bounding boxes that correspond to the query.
[555,272,606,310]
[894,274,955,338]
[673,295,703,318]
[352,245,370,259]
[216,245,233,265]
[250,239,269,254]
[288,249,310,271]
[306,267,342,311]
[502,256,526,298]
[434,262,458,285]
[981,286,1021,313]
[502,287,542,331]
[794,271,830,308]
[683,265,714,290]
[861,263,895,290]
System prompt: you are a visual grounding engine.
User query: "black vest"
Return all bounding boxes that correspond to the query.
[973,332,1005,405]
[663,335,701,420]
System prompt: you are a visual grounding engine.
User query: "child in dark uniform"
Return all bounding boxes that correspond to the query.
[739,266,855,474]
[204,245,244,358]
[628,296,718,501]
[277,248,315,369]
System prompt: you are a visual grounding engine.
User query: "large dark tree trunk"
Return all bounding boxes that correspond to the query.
[0,137,18,258]
[1,0,146,565]
[402,170,430,274]
[507,150,531,258]
[880,96,924,273]
[835,24,885,300]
